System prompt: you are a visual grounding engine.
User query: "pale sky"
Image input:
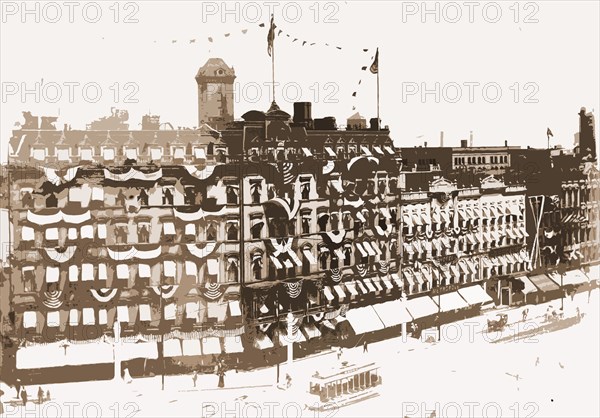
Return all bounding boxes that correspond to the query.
[1,0,599,162]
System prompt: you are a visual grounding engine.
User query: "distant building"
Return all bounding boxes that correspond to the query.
[196,58,236,130]
[577,107,597,161]
[346,112,366,130]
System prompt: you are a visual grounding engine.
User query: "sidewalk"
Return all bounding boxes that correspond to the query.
[1,288,598,416]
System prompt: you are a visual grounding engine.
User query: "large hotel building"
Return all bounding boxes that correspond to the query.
[0,58,598,382]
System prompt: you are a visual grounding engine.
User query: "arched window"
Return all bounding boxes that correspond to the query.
[206,223,217,241]
[227,257,239,282]
[227,222,239,241]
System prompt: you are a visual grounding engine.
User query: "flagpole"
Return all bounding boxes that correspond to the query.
[272,41,276,103]
[376,50,380,125]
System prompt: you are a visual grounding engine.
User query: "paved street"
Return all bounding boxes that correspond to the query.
[1,289,599,417]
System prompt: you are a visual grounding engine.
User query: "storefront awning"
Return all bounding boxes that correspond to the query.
[202,337,222,355]
[224,336,244,353]
[344,282,359,296]
[405,296,439,320]
[207,302,227,321]
[345,306,385,335]
[333,285,346,300]
[323,286,335,301]
[518,276,537,294]
[164,338,183,357]
[549,269,589,287]
[182,339,202,356]
[302,323,322,339]
[362,278,377,293]
[254,332,274,350]
[529,274,560,293]
[372,299,413,327]
[457,285,493,306]
[434,291,469,312]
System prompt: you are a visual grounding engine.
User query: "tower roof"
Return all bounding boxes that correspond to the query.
[195,58,235,80]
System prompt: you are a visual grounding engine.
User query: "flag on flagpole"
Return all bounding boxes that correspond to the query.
[267,14,276,57]
[370,48,379,74]
[547,127,553,138]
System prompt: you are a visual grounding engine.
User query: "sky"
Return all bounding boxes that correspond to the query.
[1,0,599,162]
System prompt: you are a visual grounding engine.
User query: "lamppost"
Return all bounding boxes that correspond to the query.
[557,262,567,311]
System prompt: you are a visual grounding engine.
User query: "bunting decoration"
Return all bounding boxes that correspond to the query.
[281,162,297,184]
[152,285,179,299]
[90,288,118,303]
[41,166,80,185]
[283,281,302,299]
[356,264,368,277]
[42,290,63,309]
[186,242,218,259]
[103,168,162,182]
[199,283,224,300]
[378,260,389,274]
[330,268,341,283]
[44,246,77,263]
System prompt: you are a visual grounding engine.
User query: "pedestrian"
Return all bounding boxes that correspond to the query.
[363,340,368,353]
[576,307,582,321]
[15,378,21,398]
[192,370,198,388]
[337,347,343,360]
[37,386,44,404]
[46,390,51,401]
[535,357,540,367]
[20,387,28,406]
[217,363,225,388]
[522,308,528,322]
[285,373,292,388]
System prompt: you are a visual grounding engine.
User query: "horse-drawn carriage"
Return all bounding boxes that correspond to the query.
[487,313,509,332]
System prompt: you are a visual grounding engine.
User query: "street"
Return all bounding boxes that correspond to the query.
[1,289,599,418]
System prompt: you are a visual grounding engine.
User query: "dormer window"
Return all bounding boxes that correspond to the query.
[172,146,185,160]
[56,147,70,161]
[193,146,206,160]
[150,146,163,161]
[125,146,138,160]
[102,146,115,161]
[32,146,46,161]
[80,146,94,161]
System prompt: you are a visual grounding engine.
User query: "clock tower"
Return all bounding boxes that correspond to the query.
[195,58,236,130]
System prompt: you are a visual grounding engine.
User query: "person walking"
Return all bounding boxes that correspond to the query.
[192,370,198,388]
[46,390,51,402]
[20,387,28,406]
[363,340,368,353]
[216,361,225,388]
[15,379,21,398]
[522,308,529,322]
[37,386,44,404]
[337,347,343,360]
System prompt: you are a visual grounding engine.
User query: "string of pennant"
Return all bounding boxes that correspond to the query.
[123,21,377,112]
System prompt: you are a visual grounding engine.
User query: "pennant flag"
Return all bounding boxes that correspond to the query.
[547,127,553,138]
[361,66,367,71]
[310,42,316,46]
[358,80,362,85]
[286,34,290,37]
[242,29,248,34]
[189,39,196,43]
[302,41,307,46]
[352,92,357,97]
[326,43,329,46]
[370,48,379,74]
[208,37,213,42]
[224,33,230,37]
[352,106,356,110]
[267,14,276,56]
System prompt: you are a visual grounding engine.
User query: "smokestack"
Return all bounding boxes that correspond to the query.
[424,141,428,148]
[504,139,508,147]
[440,131,444,147]
[460,139,468,148]
[469,131,473,147]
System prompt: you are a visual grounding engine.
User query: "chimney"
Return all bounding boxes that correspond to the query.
[424,141,428,148]
[504,139,508,147]
[460,139,468,148]
[440,131,444,147]
[293,102,312,124]
[469,131,473,147]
